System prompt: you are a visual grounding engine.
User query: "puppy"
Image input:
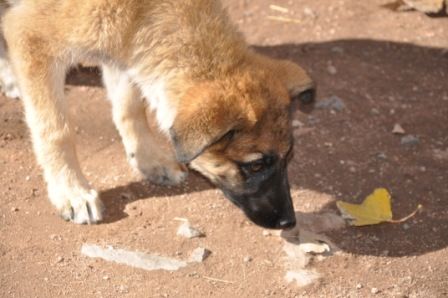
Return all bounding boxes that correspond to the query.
[0,0,315,228]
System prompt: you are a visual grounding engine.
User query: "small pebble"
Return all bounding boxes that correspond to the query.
[103,275,110,281]
[177,221,204,239]
[377,152,387,160]
[371,287,379,294]
[303,7,318,18]
[331,46,344,53]
[189,247,211,263]
[356,283,363,289]
[392,124,405,135]
[316,96,345,111]
[292,120,303,128]
[49,234,62,241]
[56,256,64,263]
[118,285,128,294]
[401,135,420,146]
[10,207,18,212]
[327,64,337,75]
[243,256,252,263]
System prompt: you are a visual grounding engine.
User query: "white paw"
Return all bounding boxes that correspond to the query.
[2,83,20,99]
[0,62,21,99]
[49,187,104,224]
[129,153,188,186]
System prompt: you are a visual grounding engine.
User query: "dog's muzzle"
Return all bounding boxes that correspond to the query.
[223,163,296,230]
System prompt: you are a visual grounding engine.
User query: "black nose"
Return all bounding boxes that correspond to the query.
[277,217,296,229]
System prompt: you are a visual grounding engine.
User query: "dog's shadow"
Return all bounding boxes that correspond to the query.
[99,171,214,224]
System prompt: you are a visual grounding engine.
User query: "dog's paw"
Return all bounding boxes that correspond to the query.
[50,188,104,224]
[130,154,188,186]
[1,82,20,99]
[0,63,21,99]
[142,163,188,186]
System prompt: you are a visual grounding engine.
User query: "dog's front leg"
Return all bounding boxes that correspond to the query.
[4,33,103,224]
[102,64,187,186]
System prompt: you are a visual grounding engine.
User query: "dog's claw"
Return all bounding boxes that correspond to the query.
[53,189,104,224]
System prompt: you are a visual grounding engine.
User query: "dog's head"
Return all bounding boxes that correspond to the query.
[170,54,315,229]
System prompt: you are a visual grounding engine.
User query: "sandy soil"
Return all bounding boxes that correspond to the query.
[1,0,447,297]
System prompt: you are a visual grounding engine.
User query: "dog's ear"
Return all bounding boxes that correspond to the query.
[277,60,316,113]
[255,54,316,113]
[169,83,243,163]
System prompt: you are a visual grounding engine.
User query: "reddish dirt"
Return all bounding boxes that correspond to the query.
[1,0,447,297]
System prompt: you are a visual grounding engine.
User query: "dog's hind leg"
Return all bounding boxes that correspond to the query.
[3,15,103,224]
[102,64,187,186]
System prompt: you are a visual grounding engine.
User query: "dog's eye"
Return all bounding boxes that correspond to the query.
[240,155,276,176]
[248,160,264,173]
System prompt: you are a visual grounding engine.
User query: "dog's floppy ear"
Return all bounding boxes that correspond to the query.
[169,83,242,163]
[255,54,316,113]
[277,60,316,113]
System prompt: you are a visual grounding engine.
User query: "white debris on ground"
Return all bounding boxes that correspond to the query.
[285,270,321,287]
[176,221,204,239]
[81,244,188,271]
[81,244,213,271]
[281,212,345,287]
[188,247,211,263]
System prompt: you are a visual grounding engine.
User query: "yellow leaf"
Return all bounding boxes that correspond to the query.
[336,188,392,226]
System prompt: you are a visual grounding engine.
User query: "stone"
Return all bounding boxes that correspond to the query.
[401,135,420,146]
[327,64,337,75]
[377,152,387,160]
[303,7,318,18]
[56,256,64,263]
[188,247,211,263]
[176,222,204,239]
[392,124,405,135]
[371,287,379,294]
[316,96,345,111]
[292,120,303,128]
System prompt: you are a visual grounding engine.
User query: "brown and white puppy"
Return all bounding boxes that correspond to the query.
[0,0,315,228]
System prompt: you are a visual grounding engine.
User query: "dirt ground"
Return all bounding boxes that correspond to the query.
[1,0,448,297]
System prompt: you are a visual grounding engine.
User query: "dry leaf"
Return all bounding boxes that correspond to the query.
[337,188,421,226]
[337,188,392,226]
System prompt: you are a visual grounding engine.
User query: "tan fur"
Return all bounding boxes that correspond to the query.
[0,0,313,224]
